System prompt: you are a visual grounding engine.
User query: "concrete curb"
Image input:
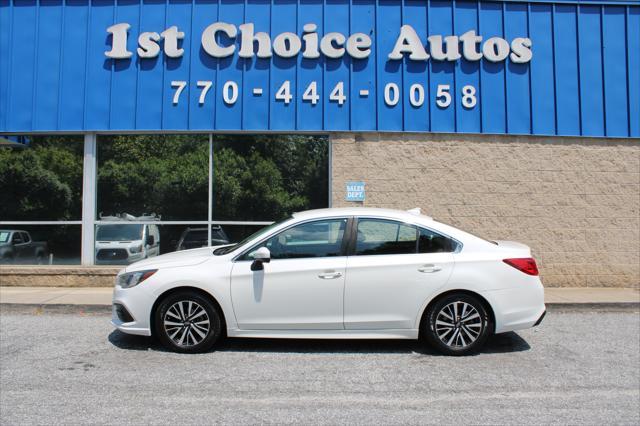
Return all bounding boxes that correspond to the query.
[1,303,112,315]
[545,302,640,311]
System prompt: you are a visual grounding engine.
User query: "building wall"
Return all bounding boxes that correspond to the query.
[331,133,639,288]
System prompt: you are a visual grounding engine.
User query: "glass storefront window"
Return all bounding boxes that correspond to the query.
[92,223,273,265]
[0,225,81,265]
[93,223,262,265]
[3,133,327,265]
[0,135,83,220]
[212,135,329,221]
[97,134,209,221]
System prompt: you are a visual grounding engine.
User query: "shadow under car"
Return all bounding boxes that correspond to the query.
[108,330,531,355]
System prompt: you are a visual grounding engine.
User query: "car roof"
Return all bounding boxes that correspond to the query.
[292,207,433,223]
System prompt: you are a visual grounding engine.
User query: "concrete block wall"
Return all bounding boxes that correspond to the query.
[331,133,639,288]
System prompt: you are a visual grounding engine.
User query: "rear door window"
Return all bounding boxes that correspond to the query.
[354,219,418,256]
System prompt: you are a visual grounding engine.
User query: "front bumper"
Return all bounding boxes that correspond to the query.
[111,283,155,336]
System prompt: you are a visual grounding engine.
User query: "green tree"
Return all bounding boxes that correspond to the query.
[2,134,328,223]
[0,136,83,220]
[213,147,307,220]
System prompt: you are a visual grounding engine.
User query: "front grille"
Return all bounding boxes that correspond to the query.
[96,249,128,261]
[114,303,134,323]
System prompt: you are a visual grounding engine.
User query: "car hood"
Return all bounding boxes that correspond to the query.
[125,247,214,272]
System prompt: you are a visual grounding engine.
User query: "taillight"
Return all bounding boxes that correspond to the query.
[503,258,539,276]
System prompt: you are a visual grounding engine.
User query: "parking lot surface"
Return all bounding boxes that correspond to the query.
[1,306,638,425]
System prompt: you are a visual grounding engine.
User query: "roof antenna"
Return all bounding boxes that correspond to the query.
[407,207,421,215]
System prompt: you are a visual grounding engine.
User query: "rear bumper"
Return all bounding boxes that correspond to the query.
[534,309,546,327]
[481,280,546,334]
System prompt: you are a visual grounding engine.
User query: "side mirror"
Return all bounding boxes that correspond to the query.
[146,235,155,246]
[250,247,271,271]
[12,238,22,245]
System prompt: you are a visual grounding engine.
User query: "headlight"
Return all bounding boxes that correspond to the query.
[129,244,143,254]
[117,269,157,288]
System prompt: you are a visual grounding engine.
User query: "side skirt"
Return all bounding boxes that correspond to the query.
[226,329,419,340]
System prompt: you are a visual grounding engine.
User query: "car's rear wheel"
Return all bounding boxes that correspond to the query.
[422,293,492,356]
[154,291,222,353]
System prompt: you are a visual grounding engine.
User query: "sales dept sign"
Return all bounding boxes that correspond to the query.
[346,182,366,202]
[105,22,531,111]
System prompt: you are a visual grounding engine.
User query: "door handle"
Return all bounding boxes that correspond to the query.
[318,272,343,279]
[418,265,442,273]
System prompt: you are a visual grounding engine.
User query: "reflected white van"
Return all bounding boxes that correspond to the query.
[95,214,160,265]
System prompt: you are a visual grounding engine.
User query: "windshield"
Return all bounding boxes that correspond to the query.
[213,219,289,255]
[0,232,10,243]
[96,224,143,241]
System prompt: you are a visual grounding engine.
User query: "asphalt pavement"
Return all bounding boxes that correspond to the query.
[0,305,638,425]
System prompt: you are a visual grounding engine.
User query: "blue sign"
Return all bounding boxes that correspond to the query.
[0,0,638,137]
[346,181,365,202]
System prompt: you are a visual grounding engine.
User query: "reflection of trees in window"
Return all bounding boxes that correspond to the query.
[213,135,328,221]
[98,134,328,221]
[97,135,209,221]
[356,219,418,256]
[0,136,83,220]
[1,134,328,223]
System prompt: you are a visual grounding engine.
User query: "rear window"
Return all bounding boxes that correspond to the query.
[418,227,457,253]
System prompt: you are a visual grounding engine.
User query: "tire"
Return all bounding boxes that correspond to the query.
[422,293,493,356]
[154,290,223,353]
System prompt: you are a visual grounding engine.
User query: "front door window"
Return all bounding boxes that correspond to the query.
[245,218,347,260]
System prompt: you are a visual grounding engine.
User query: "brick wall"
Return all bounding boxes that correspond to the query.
[331,133,639,288]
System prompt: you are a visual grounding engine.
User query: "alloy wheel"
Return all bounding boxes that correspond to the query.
[434,301,483,349]
[163,300,211,347]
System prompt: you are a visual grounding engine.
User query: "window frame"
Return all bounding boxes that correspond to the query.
[235,217,352,262]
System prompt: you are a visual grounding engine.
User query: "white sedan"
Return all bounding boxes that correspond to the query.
[112,208,545,355]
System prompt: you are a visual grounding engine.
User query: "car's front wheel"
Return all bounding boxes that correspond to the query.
[422,293,492,356]
[154,290,222,353]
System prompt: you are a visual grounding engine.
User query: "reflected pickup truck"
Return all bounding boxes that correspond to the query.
[0,230,49,264]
